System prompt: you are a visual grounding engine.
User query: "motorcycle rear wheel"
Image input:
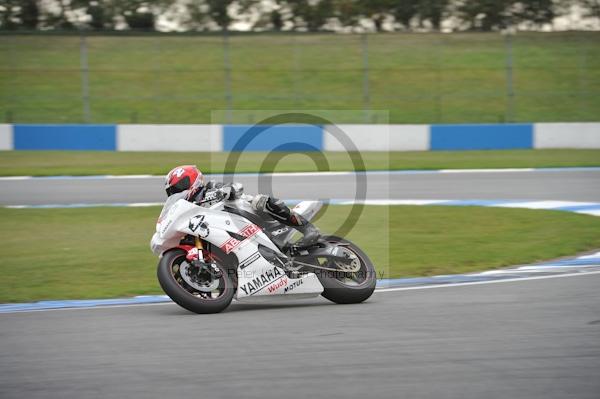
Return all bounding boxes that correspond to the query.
[316,236,377,304]
[157,249,234,314]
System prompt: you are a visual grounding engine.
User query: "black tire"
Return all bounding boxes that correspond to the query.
[316,236,377,304]
[157,249,235,314]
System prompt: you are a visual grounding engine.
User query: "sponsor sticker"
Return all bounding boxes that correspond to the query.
[189,215,204,232]
[271,226,289,237]
[239,267,283,296]
[174,167,185,177]
[239,252,260,269]
[284,279,304,293]
[220,224,261,254]
[220,237,242,254]
[197,224,209,238]
[239,224,261,238]
[267,277,288,294]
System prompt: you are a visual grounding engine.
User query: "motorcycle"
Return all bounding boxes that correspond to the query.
[151,189,377,314]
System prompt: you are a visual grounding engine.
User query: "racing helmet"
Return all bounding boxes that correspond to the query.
[165,165,204,197]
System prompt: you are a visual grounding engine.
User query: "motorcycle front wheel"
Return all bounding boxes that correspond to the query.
[316,235,377,304]
[157,249,235,314]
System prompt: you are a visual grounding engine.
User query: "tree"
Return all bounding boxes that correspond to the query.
[287,0,334,31]
[85,0,117,30]
[513,0,556,27]
[457,0,559,31]
[580,0,600,19]
[457,0,512,31]
[417,0,450,30]
[332,0,361,30]
[19,0,40,29]
[185,0,235,31]
[358,0,394,32]
[393,0,418,30]
[51,0,77,29]
[0,0,19,30]
[116,0,157,30]
[270,9,284,30]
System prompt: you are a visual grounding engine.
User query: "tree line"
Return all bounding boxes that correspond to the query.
[1,0,599,32]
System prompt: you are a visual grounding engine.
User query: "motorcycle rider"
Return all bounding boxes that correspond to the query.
[164,165,320,247]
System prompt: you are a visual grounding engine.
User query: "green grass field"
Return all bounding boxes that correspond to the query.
[1,32,599,124]
[1,149,599,176]
[1,205,599,303]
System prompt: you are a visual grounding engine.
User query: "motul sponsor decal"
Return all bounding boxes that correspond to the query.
[267,277,288,294]
[239,267,283,296]
[284,279,303,293]
[220,224,261,254]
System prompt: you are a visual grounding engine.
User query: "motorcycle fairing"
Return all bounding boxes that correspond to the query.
[153,198,324,301]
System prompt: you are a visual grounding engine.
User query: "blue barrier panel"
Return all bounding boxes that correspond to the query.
[14,125,116,151]
[223,125,323,152]
[430,124,533,150]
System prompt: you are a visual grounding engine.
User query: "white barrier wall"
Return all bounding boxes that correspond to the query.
[323,124,429,151]
[117,124,222,152]
[0,124,12,150]
[4,122,600,151]
[534,123,600,149]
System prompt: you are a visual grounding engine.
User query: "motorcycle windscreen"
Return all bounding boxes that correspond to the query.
[157,191,189,224]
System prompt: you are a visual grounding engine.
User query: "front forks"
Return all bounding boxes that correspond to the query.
[188,236,223,279]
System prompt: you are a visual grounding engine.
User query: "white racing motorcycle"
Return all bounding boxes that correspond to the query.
[151,190,376,314]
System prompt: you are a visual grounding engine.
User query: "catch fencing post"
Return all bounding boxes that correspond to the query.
[435,37,444,123]
[503,28,515,123]
[361,33,371,123]
[578,35,590,118]
[79,30,91,123]
[222,30,233,125]
[291,32,301,107]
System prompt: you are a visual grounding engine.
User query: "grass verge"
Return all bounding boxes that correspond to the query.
[0,149,599,176]
[1,205,599,303]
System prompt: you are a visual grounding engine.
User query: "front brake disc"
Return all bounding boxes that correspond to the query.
[179,261,220,292]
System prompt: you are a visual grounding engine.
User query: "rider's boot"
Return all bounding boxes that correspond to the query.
[288,213,320,247]
[252,195,321,246]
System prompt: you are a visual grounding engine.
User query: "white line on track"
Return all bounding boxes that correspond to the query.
[375,270,600,293]
[1,166,599,181]
[438,168,535,173]
[0,301,176,314]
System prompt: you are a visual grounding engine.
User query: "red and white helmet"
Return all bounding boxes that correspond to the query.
[165,165,204,197]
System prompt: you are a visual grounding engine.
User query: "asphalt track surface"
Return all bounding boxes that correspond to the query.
[1,169,600,205]
[1,274,599,399]
[2,169,600,398]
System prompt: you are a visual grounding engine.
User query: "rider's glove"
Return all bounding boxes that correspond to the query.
[251,194,268,211]
[219,183,244,200]
[219,186,233,200]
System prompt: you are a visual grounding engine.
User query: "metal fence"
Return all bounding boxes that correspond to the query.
[0,31,598,124]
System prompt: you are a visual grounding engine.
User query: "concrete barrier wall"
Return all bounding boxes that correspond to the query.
[0,124,12,150]
[13,124,116,151]
[430,124,533,150]
[323,124,429,151]
[117,125,222,152]
[222,125,323,151]
[534,123,600,149]
[1,123,599,151]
